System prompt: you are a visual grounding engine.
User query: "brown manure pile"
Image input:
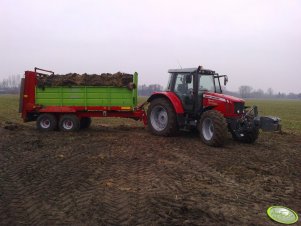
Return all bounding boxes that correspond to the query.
[37,72,134,88]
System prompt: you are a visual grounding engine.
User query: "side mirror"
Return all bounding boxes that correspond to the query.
[186,74,192,84]
[224,75,228,86]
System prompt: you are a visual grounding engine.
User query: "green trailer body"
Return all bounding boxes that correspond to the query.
[35,72,138,108]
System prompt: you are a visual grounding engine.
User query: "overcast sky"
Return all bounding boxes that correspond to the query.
[1,0,300,93]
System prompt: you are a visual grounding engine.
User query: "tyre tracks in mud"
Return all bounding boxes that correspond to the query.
[0,127,300,225]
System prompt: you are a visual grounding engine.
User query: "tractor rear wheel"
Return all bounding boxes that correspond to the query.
[36,113,57,131]
[80,117,92,129]
[198,110,227,147]
[147,98,178,136]
[59,114,80,132]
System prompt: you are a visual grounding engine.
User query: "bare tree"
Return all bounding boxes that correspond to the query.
[267,88,273,96]
[0,74,21,93]
[251,88,264,98]
[239,85,253,98]
[138,84,163,96]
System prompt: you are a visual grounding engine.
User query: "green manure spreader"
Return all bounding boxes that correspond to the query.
[20,68,147,132]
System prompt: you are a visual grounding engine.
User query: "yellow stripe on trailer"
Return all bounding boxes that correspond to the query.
[121,107,132,110]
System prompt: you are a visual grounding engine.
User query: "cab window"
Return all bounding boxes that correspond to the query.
[174,74,193,95]
[199,75,215,93]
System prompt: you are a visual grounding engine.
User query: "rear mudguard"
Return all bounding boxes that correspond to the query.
[147,92,184,114]
[147,92,185,126]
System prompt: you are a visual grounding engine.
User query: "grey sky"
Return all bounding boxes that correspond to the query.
[1,0,300,93]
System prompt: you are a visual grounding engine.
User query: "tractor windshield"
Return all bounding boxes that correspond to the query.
[199,75,222,94]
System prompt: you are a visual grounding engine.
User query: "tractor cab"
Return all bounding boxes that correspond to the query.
[166,66,228,113]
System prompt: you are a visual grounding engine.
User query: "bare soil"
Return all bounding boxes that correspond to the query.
[0,122,300,225]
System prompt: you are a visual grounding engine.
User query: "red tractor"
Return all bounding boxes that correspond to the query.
[147,66,280,146]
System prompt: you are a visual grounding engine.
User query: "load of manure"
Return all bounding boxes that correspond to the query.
[37,72,134,88]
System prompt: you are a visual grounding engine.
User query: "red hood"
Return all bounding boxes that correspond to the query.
[205,92,244,103]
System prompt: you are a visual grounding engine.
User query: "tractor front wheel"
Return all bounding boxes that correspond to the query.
[198,110,227,147]
[147,98,178,136]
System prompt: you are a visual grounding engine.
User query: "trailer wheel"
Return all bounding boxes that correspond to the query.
[80,117,92,129]
[198,110,227,147]
[147,98,178,136]
[59,114,80,132]
[36,114,57,131]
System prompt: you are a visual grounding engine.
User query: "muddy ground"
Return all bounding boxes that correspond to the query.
[0,122,300,226]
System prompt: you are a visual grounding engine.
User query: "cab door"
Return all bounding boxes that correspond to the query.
[173,74,194,112]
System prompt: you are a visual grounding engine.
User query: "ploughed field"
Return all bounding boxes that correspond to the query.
[0,95,301,225]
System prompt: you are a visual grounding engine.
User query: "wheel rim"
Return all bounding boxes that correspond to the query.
[202,118,214,141]
[40,118,51,129]
[63,119,74,130]
[150,106,168,131]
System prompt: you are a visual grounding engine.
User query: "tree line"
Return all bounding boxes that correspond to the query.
[228,85,301,100]
[138,84,164,96]
[0,75,21,94]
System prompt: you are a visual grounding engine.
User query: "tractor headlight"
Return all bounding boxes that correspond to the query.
[234,102,244,114]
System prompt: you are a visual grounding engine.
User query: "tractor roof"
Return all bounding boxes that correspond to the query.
[168,67,215,74]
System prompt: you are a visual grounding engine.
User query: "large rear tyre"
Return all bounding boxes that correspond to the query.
[198,110,227,147]
[231,128,259,144]
[36,114,57,131]
[80,117,92,129]
[147,98,178,136]
[59,114,80,132]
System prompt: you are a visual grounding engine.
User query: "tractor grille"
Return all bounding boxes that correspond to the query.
[234,102,244,114]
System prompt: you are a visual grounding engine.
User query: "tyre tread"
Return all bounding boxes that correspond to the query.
[147,98,178,136]
[198,110,227,147]
[36,113,57,131]
[59,114,80,132]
